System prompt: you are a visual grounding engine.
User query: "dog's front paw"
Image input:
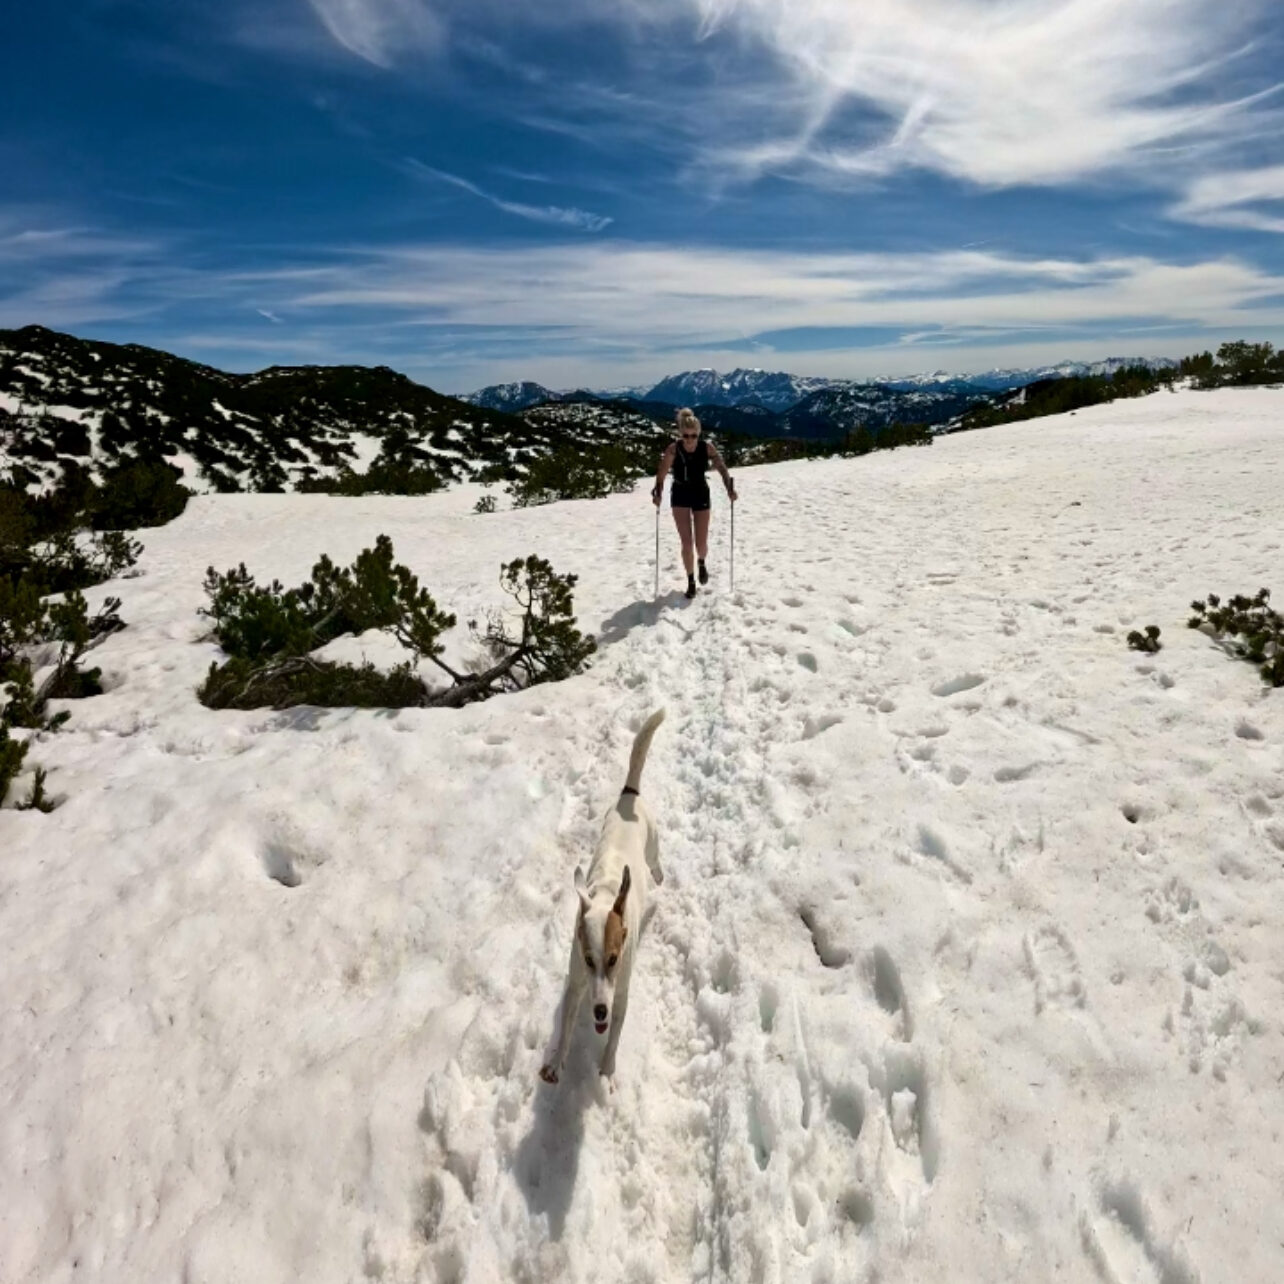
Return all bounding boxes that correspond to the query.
[539,1064,560,1085]
[599,1070,617,1095]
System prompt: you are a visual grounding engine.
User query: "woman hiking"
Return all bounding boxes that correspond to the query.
[652,407,737,598]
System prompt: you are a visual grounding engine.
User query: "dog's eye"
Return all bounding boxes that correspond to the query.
[607,954,618,969]
[584,954,594,970]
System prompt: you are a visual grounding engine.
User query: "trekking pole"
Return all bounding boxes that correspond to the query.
[654,497,660,599]
[729,479,736,594]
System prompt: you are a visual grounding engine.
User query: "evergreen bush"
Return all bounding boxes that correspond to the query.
[0,719,27,806]
[1,464,133,808]
[198,539,594,710]
[508,443,642,507]
[1126,625,1162,653]
[1188,589,1283,687]
[91,459,190,530]
[16,765,55,813]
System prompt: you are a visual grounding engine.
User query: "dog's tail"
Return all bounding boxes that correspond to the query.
[624,708,666,795]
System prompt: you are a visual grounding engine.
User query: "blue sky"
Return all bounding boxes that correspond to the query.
[3,0,1283,392]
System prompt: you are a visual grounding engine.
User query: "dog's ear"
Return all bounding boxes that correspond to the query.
[574,865,591,913]
[612,865,631,916]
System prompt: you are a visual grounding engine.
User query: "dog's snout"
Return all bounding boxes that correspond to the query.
[594,1004,608,1022]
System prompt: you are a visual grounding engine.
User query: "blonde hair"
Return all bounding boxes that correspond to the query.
[675,407,701,436]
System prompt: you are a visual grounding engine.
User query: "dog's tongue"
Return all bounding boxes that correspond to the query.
[594,1020,608,1034]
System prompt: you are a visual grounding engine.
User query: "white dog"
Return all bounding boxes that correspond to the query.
[540,708,666,1088]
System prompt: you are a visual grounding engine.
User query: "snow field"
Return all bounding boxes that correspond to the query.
[2,387,1283,1282]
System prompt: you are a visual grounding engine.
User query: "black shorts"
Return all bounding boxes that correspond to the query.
[670,482,711,512]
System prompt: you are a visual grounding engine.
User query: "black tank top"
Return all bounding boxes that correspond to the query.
[672,438,710,486]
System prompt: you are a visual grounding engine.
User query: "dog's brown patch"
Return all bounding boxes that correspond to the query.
[604,910,628,966]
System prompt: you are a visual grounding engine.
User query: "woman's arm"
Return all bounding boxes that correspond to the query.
[708,443,737,500]
[652,442,675,505]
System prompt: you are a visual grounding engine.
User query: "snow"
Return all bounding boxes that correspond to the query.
[3,386,1284,1283]
[28,402,87,423]
[345,431,386,473]
[164,450,214,492]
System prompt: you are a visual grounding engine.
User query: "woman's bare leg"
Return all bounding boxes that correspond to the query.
[671,507,695,574]
[694,508,712,562]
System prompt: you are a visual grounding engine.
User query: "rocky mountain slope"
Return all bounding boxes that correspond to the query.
[0,327,606,493]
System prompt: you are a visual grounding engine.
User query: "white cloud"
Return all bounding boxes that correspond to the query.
[683,0,1280,188]
[0,224,159,262]
[1170,164,1284,233]
[304,0,443,67]
[268,241,1284,350]
[404,162,613,231]
[294,1,1280,192]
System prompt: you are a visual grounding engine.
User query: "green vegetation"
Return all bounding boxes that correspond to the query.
[717,420,933,468]
[296,427,446,496]
[198,538,595,710]
[91,459,190,529]
[1126,625,1162,654]
[0,720,26,807]
[1186,341,1284,388]
[0,325,530,494]
[508,442,644,507]
[961,341,1283,433]
[0,455,183,807]
[1189,589,1283,687]
[961,365,1178,430]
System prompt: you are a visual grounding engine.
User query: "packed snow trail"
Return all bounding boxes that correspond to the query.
[415,573,942,1283]
[2,387,1283,1282]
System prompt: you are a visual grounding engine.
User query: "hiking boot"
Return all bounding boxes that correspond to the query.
[697,559,709,585]
[684,575,697,599]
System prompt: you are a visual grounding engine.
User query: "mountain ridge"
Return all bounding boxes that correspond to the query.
[466,356,1180,414]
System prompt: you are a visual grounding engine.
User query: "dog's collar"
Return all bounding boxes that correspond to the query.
[621,786,640,797]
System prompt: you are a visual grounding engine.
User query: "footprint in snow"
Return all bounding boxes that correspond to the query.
[872,1044,939,1185]
[870,945,913,1042]
[1078,1177,1200,1284]
[902,822,972,885]
[1023,924,1086,1014]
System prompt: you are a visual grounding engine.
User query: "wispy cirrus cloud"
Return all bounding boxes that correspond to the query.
[0,213,170,327]
[403,160,613,231]
[684,0,1282,189]
[274,242,1284,344]
[302,0,444,67]
[7,205,1282,384]
[287,0,1282,195]
[1171,164,1284,234]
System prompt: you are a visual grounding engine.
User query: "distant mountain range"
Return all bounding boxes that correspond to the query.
[466,358,1180,415]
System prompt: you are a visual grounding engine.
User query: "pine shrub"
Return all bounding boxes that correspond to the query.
[16,765,55,813]
[1188,589,1283,687]
[508,444,642,507]
[200,535,456,665]
[91,459,190,530]
[198,539,594,710]
[0,719,27,806]
[200,657,428,711]
[1126,625,1162,653]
